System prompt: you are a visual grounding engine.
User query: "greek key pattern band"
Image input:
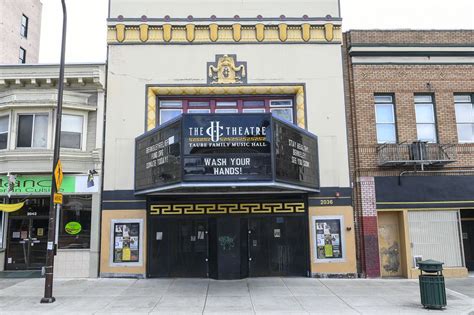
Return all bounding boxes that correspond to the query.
[149,202,305,216]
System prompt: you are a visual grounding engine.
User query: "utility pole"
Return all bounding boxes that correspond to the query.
[41,0,67,304]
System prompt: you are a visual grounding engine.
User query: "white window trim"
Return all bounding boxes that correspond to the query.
[159,108,183,125]
[188,109,211,113]
[270,108,294,122]
[414,95,437,143]
[375,101,396,144]
[243,108,266,113]
[215,109,238,113]
[454,98,473,144]
[60,111,88,151]
[312,215,346,263]
[159,100,182,108]
[0,113,11,151]
[14,111,51,149]
[109,219,144,267]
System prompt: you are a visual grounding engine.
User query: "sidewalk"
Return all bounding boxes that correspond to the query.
[0,277,473,314]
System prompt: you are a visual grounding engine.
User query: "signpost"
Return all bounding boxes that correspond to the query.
[41,0,67,304]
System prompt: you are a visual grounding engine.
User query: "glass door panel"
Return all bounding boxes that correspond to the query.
[6,218,30,270]
[29,218,48,268]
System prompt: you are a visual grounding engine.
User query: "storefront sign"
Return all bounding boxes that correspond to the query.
[65,221,82,235]
[0,175,99,196]
[135,114,319,193]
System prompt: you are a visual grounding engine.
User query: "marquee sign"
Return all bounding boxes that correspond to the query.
[135,113,319,194]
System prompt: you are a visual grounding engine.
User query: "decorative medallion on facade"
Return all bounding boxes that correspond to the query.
[207,54,247,84]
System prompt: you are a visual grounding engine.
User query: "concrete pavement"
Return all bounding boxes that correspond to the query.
[0,277,473,314]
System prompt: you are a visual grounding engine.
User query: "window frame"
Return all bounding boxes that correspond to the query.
[60,113,86,150]
[374,94,397,144]
[109,219,144,267]
[454,93,474,144]
[58,195,92,250]
[0,114,10,150]
[16,113,49,149]
[19,47,26,64]
[414,94,438,143]
[156,96,296,125]
[20,14,29,38]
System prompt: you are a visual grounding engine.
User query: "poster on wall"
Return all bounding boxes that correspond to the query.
[314,216,344,261]
[113,222,140,263]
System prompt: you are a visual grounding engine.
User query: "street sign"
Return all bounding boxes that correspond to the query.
[54,160,63,190]
[53,193,63,205]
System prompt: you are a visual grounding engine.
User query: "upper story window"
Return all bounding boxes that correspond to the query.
[19,47,26,64]
[17,114,48,148]
[158,97,295,124]
[0,116,9,150]
[414,94,437,143]
[21,14,29,38]
[374,95,396,143]
[61,114,84,149]
[455,94,473,143]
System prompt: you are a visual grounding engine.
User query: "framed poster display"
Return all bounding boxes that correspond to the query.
[312,216,345,262]
[109,219,143,266]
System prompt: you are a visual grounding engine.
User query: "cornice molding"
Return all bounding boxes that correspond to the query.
[107,23,341,44]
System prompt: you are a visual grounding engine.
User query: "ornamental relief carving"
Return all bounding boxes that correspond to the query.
[207,54,247,84]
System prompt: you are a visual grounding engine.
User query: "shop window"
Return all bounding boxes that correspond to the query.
[415,94,437,143]
[112,220,141,263]
[455,94,473,143]
[216,101,237,107]
[19,47,26,64]
[188,101,210,107]
[270,100,293,123]
[58,195,91,249]
[21,14,29,38]
[375,95,396,143]
[61,114,83,149]
[243,108,266,113]
[408,210,463,267]
[159,100,183,124]
[312,216,345,262]
[17,114,48,148]
[188,109,210,113]
[0,115,9,149]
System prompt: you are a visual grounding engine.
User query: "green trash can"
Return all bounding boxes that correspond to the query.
[418,259,447,309]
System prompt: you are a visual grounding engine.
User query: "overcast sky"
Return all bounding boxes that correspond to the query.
[39,0,474,63]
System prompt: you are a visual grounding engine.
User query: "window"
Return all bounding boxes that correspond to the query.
[159,101,183,124]
[19,47,26,64]
[270,100,293,123]
[61,114,83,149]
[17,114,48,148]
[415,95,437,143]
[0,116,9,149]
[375,95,396,143]
[58,196,91,249]
[455,94,473,143]
[157,97,296,124]
[21,14,29,37]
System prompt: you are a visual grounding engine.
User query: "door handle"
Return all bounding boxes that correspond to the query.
[32,240,40,244]
[205,258,209,262]
[249,257,252,261]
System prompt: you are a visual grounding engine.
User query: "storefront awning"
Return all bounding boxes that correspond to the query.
[0,202,25,212]
[134,113,319,195]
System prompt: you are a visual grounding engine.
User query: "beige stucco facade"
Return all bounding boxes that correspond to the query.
[103,0,354,278]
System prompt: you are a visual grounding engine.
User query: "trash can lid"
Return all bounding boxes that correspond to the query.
[418,259,444,272]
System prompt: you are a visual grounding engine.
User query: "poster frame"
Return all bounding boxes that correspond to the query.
[109,218,144,267]
[312,215,346,263]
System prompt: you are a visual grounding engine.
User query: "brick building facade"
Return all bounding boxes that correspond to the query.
[343,30,474,278]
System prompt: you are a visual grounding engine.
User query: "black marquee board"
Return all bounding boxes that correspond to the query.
[135,114,319,193]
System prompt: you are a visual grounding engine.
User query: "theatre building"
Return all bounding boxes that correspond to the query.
[343,30,474,278]
[101,0,356,279]
[0,64,105,277]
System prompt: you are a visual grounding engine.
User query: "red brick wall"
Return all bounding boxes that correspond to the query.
[343,30,474,277]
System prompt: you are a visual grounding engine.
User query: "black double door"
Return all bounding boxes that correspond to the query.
[5,217,49,270]
[148,216,307,278]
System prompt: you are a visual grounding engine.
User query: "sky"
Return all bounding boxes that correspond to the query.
[39,0,474,63]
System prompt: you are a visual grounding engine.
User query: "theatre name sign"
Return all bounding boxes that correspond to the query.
[135,114,319,193]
